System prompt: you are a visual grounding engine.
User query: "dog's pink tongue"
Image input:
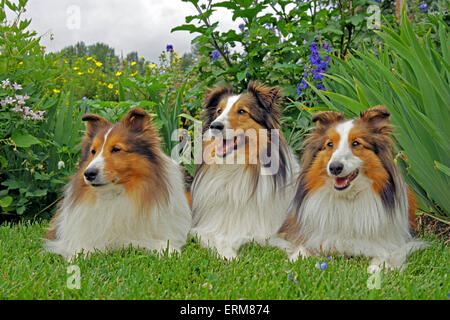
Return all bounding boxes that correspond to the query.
[216,142,225,155]
[216,139,234,155]
[335,176,347,187]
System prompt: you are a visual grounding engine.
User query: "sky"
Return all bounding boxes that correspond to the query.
[10,0,238,62]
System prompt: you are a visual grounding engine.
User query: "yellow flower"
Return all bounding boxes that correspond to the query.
[53,89,61,94]
[95,61,103,67]
[116,71,122,76]
[130,71,138,77]
[87,57,93,61]
[73,67,79,70]
[88,68,94,74]
[115,90,119,95]
[131,61,136,66]
[77,72,84,76]
[18,61,23,65]
[63,59,68,64]
[107,83,114,89]
[98,81,103,85]
[150,63,156,69]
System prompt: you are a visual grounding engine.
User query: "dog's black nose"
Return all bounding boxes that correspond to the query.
[84,168,98,181]
[210,121,224,131]
[329,162,343,176]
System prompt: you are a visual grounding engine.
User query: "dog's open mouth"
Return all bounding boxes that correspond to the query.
[334,169,359,190]
[215,135,245,158]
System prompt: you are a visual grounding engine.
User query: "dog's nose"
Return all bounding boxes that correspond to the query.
[210,121,224,131]
[329,162,343,176]
[84,168,98,181]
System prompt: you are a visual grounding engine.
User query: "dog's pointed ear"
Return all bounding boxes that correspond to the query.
[81,114,111,138]
[360,105,390,124]
[311,111,344,132]
[360,105,392,135]
[204,85,233,110]
[121,108,151,132]
[247,81,282,112]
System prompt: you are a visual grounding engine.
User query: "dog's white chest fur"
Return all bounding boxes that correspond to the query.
[45,157,191,260]
[277,177,427,271]
[191,161,299,259]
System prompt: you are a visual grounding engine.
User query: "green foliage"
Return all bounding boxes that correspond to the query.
[0,0,83,218]
[317,7,450,219]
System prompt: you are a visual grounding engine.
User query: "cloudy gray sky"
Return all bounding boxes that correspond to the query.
[14,0,238,62]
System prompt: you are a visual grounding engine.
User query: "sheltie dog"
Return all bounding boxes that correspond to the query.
[273,106,426,272]
[190,82,300,260]
[44,108,191,260]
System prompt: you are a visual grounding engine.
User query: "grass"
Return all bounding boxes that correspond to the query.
[0,220,448,300]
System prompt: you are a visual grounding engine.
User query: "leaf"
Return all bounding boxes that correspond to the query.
[434,161,450,177]
[0,155,7,169]
[237,71,246,82]
[11,131,41,148]
[0,196,13,208]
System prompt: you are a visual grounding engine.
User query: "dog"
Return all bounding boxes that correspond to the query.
[44,108,191,260]
[190,82,300,260]
[273,106,426,272]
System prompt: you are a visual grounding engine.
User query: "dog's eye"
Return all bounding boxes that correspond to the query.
[352,141,360,147]
[238,109,246,114]
[217,109,222,115]
[111,147,121,153]
[327,142,333,148]
[91,149,96,155]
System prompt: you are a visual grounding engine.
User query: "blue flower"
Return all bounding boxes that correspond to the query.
[82,96,87,100]
[288,273,299,285]
[166,44,174,52]
[419,3,427,11]
[316,84,326,91]
[238,23,245,30]
[315,262,328,270]
[211,50,220,61]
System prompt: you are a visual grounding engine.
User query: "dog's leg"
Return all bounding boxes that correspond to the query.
[288,245,310,262]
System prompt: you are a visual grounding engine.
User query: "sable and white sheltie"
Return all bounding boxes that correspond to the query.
[273,106,426,272]
[44,108,191,260]
[190,82,300,260]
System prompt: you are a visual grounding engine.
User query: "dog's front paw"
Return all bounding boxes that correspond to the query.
[217,247,238,261]
[288,246,310,262]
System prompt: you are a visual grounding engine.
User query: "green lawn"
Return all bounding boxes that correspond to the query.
[0,220,448,300]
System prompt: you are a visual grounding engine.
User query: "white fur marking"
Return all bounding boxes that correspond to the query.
[328,120,362,177]
[214,95,240,129]
[85,127,113,174]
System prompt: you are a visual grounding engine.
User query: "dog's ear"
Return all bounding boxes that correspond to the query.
[360,105,390,124]
[203,85,233,111]
[81,114,111,138]
[311,111,344,132]
[360,106,392,136]
[121,108,151,132]
[247,81,282,112]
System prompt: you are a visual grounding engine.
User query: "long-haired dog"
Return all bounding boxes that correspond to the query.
[44,108,191,260]
[273,106,426,272]
[190,82,300,259]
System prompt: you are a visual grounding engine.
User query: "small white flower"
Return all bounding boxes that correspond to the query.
[57,161,65,169]
[12,105,23,113]
[4,96,15,105]
[1,78,10,89]
[12,82,22,90]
